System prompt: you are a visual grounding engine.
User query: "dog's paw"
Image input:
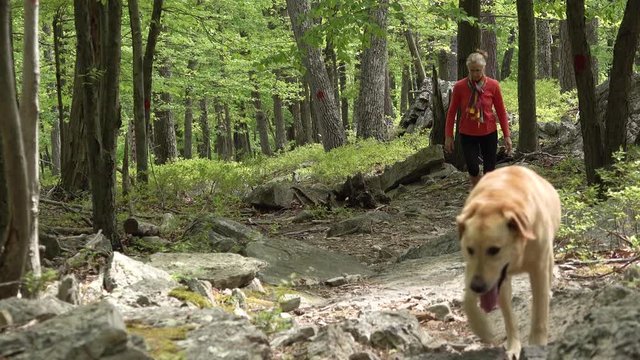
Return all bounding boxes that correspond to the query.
[503,340,521,360]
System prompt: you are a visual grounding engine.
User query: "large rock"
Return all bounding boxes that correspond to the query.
[149,252,266,289]
[182,215,264,253]
[307,324,359,360]
[397,230,460,262]
[326,212,393,238]
[0,297,73,327]
[550,286,640,360]
[342,310,440,354]
[246,182,295,210]
[245,237,374,285]
[0,301,150,360]
[374,145,445,192]
[125,307,271,360]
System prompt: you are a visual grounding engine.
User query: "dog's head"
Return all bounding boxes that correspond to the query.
[457,201,534,299]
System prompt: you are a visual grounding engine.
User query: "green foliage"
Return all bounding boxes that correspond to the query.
[499,79,576,124]
[168,287,213,308]
[127,322,191,360]
[251,308,292,334]
[23,268,58,296]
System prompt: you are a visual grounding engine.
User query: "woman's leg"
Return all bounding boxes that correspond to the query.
[460,134,482,187]
[479,131,498,174]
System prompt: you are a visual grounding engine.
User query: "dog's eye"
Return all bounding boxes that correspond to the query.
[467,247,474,255]
[487,247,500,256]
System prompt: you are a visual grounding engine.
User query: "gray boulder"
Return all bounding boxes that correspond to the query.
[0,296,73,327]
[183,215,264,253]
[398,230,460,262]
[246,182,295,210]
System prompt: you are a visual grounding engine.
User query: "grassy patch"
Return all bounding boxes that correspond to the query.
[168,287,212,308]
[127,322,192,360]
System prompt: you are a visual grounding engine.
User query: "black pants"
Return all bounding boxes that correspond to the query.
[460,131,498,177]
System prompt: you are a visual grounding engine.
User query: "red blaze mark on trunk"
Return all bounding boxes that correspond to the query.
[144,98,151,111]
[574,54,588,74]
[316,90,325,100]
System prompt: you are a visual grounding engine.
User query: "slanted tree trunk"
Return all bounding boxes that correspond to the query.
[517,0,537,152]
[566,0,605,184]
[355,0,389,141]
[404,27,426,87]
[286,0,346,150]
[500,28,516,80]
[198,98,211,159]
[0,0,35,299]
[128,0,148,182]
[537,17,553,79]
[559,20,577,92]
[143,0,163,150]
[603,0,640,165]
[430,65,446,146]
[480,1,499,79]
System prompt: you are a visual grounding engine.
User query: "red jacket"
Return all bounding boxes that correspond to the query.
[445,77,510,138]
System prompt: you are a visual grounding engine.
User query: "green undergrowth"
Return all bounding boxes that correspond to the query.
[120,131,430,215]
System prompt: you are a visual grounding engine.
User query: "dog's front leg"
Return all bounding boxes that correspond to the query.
[463,289,494,343]
[499,278,521,360]
[529,262,551,345]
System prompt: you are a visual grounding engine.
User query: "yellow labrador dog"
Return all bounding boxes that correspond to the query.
[457,165,561,359]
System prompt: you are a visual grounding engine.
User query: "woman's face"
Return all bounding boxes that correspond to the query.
[468,63,485,81]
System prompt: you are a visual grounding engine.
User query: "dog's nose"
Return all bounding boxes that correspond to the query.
[470,276,487,293]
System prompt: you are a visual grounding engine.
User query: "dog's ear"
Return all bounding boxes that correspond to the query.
[504,210,535,240]
[456,203,478,237]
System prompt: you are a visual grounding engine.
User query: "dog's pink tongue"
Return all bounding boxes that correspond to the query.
[480,285,499,312]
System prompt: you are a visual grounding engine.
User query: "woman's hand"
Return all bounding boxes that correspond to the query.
[445,137,454,153]
[504,136,513,154]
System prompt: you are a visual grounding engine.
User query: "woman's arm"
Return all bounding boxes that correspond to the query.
[445,84,461,138]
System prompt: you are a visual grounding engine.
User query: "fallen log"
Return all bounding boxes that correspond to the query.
[123,217,160,237]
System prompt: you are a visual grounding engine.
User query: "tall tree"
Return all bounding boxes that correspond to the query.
[559,20,577,92]
[355,0,389,141]
[603,0,640,164]
[500,28,516,80]
[198,98,211,159]
[273,85,287,151]
[517,0,538,152]
[566,0,605,184]
[183,60,197,159]
[143,0,163,146]
[153,60,178,164]
[252,82,273,156]
[480,0,498,79]
[454,0,481,170]
[339,61,349,129]
[403,25,427,86]
[536,18,553,78]
[52,9,66,177]
[0,0,39,298]
[128,0,148,182]
[286,0,346,151]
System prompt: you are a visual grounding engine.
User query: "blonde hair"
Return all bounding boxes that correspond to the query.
[466,49,488,67]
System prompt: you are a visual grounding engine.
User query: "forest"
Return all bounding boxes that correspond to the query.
[0,0,640,358]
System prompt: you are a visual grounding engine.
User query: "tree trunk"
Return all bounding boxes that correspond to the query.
[430,65,446,146]
[587,18,599,85]
[385,57,395,121]
[480,2,499,79]
[355,0,389,141]
[559,20,577,92]
[143,0,163,150]
[234,105,251,160]
[128,0,148,182]
[223,103,234,160]
[400,65,409,113]
[286,0,346,151]
[500,28,516,80]
[52,10,65,177]
[517,0,538,152]
[0,0,32,299]
[289,100,305,146]
[122,122,131,197]
[566,0,605,184]
[273,92,287,151]
[536,18,553,79]
[153,61,178,164]
[603,0,640,165]
[301,79,314,144]
[252,83,273,156]
[61,39,89,194]
[325,41,340,116]
[198,98,211,159]
[455,0,481,170]
[551,23,560,79]
[339,61,349,130]
[0,137,7,251]
[404,27,426,87]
